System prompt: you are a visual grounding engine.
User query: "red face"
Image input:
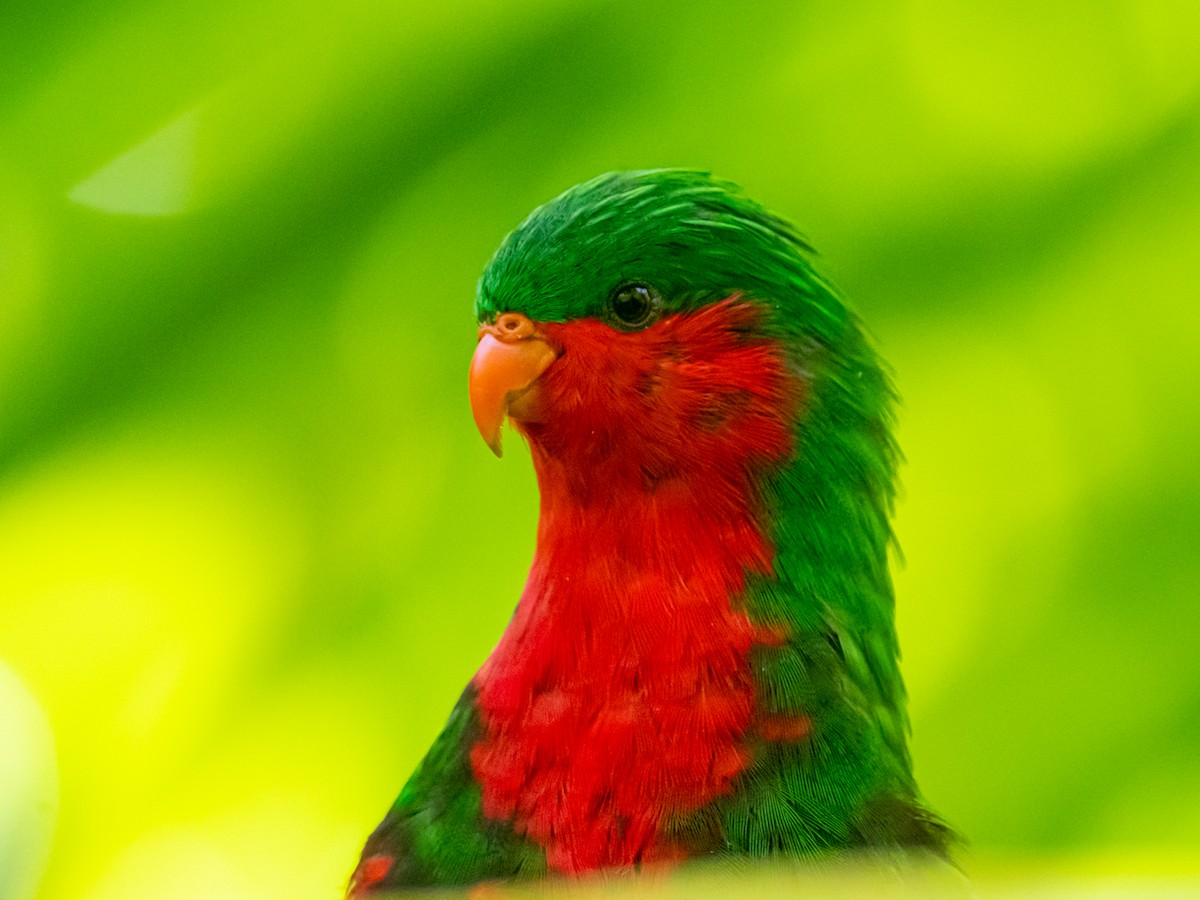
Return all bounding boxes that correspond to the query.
[469,297,805,501]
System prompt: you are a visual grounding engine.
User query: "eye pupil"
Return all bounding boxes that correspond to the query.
[610,283,661,329]
[614,286,650,321]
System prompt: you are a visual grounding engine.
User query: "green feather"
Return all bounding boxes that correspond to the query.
[357,687,543,885]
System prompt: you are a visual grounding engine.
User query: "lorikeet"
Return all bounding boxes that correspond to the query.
[348,170,951,895]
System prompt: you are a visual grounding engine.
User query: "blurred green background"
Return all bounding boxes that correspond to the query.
[2,1,1199,898]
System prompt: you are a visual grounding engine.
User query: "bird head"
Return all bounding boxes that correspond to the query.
[468,170,882,513]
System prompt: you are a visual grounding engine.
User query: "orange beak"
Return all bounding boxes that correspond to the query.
[468,312,557,456]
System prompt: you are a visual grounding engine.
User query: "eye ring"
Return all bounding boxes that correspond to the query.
[606,283,663,331]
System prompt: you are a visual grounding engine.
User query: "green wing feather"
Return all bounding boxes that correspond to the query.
[355,687,543,887]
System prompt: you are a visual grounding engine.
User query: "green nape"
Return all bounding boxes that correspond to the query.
[360,686,544,887]
[706,233,947,858]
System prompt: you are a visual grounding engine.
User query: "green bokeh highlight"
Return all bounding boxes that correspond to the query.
[1,2,1199,898]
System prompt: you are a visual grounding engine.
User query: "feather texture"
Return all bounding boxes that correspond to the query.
[349,170,951,896]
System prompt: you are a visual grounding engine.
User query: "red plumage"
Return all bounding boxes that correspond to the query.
[469,299,804,872]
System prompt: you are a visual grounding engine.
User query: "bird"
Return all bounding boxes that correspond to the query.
[347,169,952,896]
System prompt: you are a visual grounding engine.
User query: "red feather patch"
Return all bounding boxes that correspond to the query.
[471,299,804,873]
[351,854,393,892]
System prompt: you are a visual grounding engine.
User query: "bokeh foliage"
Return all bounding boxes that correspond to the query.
[2,1,1199,898]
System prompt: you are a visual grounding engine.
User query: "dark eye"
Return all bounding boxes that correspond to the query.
[607,283,662,330]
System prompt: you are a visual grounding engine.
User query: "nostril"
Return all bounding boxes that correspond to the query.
[492,312,534,341]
